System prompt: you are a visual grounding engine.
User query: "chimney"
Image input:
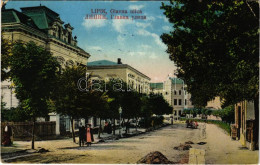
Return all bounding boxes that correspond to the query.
[117,58,122,64]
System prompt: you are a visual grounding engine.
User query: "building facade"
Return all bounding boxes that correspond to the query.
[150,77,194,120]
[232,101,257,150]
[1,5,90,135]
[87,58,151,94]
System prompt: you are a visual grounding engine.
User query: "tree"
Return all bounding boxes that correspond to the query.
[161,0,258,146]
[1,36,12,81]
[212,106,235,123]
[8,41,59,149]
[149,93,172,116]
[121,91,142,132]
[52,65,89,143]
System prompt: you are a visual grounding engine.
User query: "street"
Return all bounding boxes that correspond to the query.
[2,123,258,164]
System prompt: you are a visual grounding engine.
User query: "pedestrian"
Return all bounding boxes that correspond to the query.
[2,124,13,146]
[107,122,112,134]
[104,121,108,133]
[79,122,85,147]
[86,124,94,146]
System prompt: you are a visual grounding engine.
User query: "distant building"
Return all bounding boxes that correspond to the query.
[1,5,90,135]
[87,58,151,94]
[206,97,222,110]
[150,77,194,120]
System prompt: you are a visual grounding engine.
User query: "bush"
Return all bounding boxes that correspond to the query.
[1,107,31,122]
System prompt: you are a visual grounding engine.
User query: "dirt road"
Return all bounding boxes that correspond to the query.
[2,123,258,164]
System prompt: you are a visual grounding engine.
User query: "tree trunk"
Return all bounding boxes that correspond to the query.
[253,96,259,150]
[71,118,76,143]
[135,117,138,132]
[98,118,102,138]
[31,118,36,149]
[112,118,115,135]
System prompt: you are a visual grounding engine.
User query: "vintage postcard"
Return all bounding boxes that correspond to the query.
[1,0,259,164]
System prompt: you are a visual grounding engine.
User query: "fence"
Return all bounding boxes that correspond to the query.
[1,121,56,141]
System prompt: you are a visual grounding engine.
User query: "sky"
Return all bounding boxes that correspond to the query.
[5,1,177,82]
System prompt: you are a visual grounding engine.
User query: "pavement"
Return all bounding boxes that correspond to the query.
[1,127,150,154]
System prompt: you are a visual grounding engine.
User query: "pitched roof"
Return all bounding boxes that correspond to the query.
[2,9,39,29]
[150,83,164,89]
[21,6,59,29]
[87,60,118,66]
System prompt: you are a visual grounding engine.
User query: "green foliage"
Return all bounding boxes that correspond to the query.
[183,108,211,117]
[1,36,12,81]
[8,41,59,119]
[212,106,235,123]
[52,65,91,119]
[148,93,173,115]
[121,91,142,119]
[161,1,259,107]
[1,107,31,122]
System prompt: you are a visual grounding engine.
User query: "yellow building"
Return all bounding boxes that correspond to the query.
[87,58,151,94]
[1,5,90,135]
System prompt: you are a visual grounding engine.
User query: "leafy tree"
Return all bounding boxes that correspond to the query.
[212,106,235,123]
[161,0,258,146]
[52,65,89,143]
[8,41,59,149]
[1,106,31,122]
[1,36,12,81]
[149,93,172,115]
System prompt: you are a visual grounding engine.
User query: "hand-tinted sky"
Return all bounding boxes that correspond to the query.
[6,1,177,82]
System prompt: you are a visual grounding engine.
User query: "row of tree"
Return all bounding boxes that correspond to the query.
[1,39,173,148]
[183,106,234,124]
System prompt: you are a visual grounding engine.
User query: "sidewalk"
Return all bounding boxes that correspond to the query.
[1,127,147,154]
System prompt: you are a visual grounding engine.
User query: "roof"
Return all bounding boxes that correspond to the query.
[150,83,164,89]
[2,9,39,29]
[87,60,150,80]
[87,60,118,66]
[21,6,59,29]
[170,77,184,84]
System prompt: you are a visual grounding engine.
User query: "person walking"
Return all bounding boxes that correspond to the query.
[86,124,94,146]
[79,123,85,147]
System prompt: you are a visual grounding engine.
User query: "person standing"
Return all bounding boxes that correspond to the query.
[2,124,13,146]
[79,123,85,147]
[86,124,94,146]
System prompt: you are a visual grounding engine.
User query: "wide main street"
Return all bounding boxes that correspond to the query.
[1,123,258,164]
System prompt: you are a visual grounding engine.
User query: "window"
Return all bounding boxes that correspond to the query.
[179,99,182,105]
[179,90,182,95]
[185,99,187,105]
[174,90,177,95]
[174,99,177,105]
[165,92,168,95]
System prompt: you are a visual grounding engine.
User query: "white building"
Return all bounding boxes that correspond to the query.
[150,77,194,120]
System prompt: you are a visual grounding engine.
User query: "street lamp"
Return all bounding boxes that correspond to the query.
[118,106,122,137]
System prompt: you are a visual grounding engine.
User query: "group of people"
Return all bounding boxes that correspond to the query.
[78,123,94,147]
[186,120,199,129]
